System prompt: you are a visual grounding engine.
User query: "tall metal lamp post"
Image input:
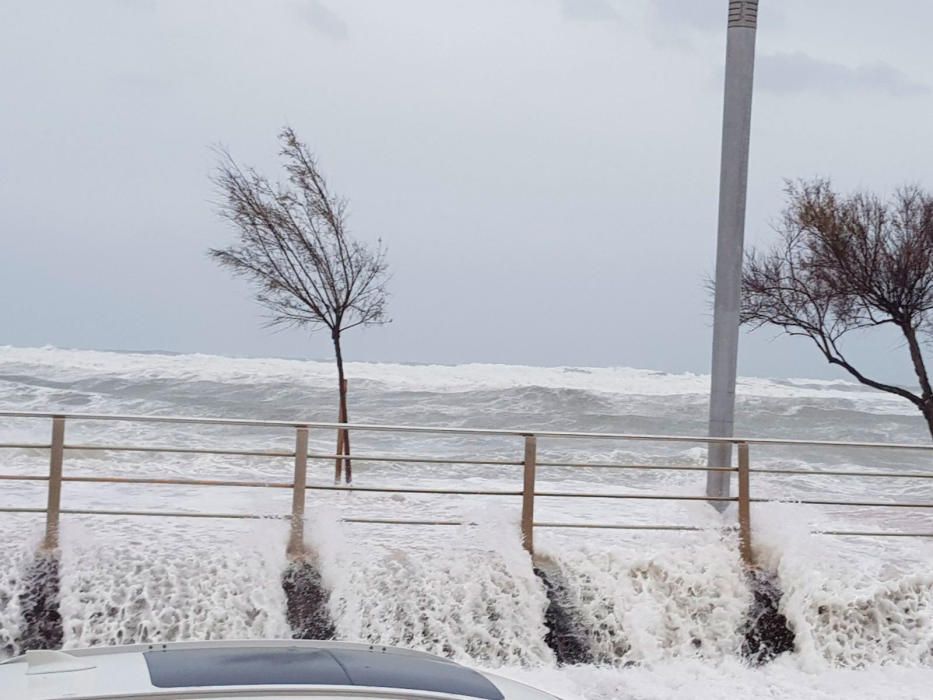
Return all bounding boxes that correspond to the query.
[707,0,759,507]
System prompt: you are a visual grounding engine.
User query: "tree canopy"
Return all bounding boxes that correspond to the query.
[742,179,933,437]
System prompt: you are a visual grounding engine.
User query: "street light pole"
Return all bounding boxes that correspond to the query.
[707,0,759,507]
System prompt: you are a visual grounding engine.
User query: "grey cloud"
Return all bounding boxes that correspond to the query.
[651,0,722,34]
[757,52,930,96]
[560,0,619,22]
[295,0,348,40]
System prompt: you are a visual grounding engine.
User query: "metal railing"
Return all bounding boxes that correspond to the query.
[1,411,931,568]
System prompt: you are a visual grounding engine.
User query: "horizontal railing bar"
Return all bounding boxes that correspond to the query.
[341,518,464,526]
[343,521,933,537]
[0,443,50,450]
[338,519,707,531]
[0,411,317,430]
[307,453,523,466]
[305,486,734,500]
[64,444,295,458]
[0,478,734,501]
[13,479,928,507]
[534,522,703,531]
[2,507,931,537]
[535,491,736,501]
[0,443,740,470]
[750,498,933,508]
[0,507,280,519]
[0,510,459,526]
[61,476,293,488]
[749,468,933,479]
[9,466,927,483]
[3,412,530,435]
[537,461,737,472]
[58,445,521,466]
[0,474,515,492]
[2,411,930,450]
[15,445,926,477]
[812,530,933,537]
[16,443,525,466]
[308,485,523,496]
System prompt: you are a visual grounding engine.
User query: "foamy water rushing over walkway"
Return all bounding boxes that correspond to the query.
[1,347,931,698]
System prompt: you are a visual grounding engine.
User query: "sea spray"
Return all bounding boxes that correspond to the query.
[792,574,932,667]
[57,520,291,648]
[0,522,39,658]
[755,501,933,668]
[772,548,932,667]
[319,506,554,666]
[542,533,750,665]
[0,564,24,659]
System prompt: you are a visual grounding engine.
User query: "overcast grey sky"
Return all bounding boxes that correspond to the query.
[1,0,931,380]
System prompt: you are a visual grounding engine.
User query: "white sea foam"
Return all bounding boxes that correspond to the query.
[790,573,933,668]
[0,345,917,412]
[491,660,933,700]
[57,520,291,649]
[315,508,553,666]
[541,534,750,664]
[0,520,40,658]
[753,502,933,669]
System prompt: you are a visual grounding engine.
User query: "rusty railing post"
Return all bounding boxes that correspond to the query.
[737,441,753,567]
[43,416,66,550]
[334,427,343,485]
[521,434,537,557]
[287,425,309,558]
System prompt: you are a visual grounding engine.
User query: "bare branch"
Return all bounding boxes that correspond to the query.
[209,130,390,340]
[741,178,933,438]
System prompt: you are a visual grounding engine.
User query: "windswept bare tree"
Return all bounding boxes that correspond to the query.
[742,179,933,437]
[210,127,389,481]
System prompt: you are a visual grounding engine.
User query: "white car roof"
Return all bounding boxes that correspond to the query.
[0,640,558,700]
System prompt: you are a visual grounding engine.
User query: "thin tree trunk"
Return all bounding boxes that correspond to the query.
[341,378,351,483]
[333,334,352,483]
[901,325,933,440]
[334,401,344,484]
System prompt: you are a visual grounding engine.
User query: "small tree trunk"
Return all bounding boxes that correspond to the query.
[339,378,351,484]
[333,334,352,484]
[923,405,933,441]
[901,325,933,440]
[334,398,344,484]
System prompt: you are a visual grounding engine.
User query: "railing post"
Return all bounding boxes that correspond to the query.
[287,426,309,558]
[334,430,343,484]
[737,441,753,567]
[521,435,537,557]
[43,416,66,550]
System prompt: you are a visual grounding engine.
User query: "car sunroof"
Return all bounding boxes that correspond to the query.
[143,646,505,700]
